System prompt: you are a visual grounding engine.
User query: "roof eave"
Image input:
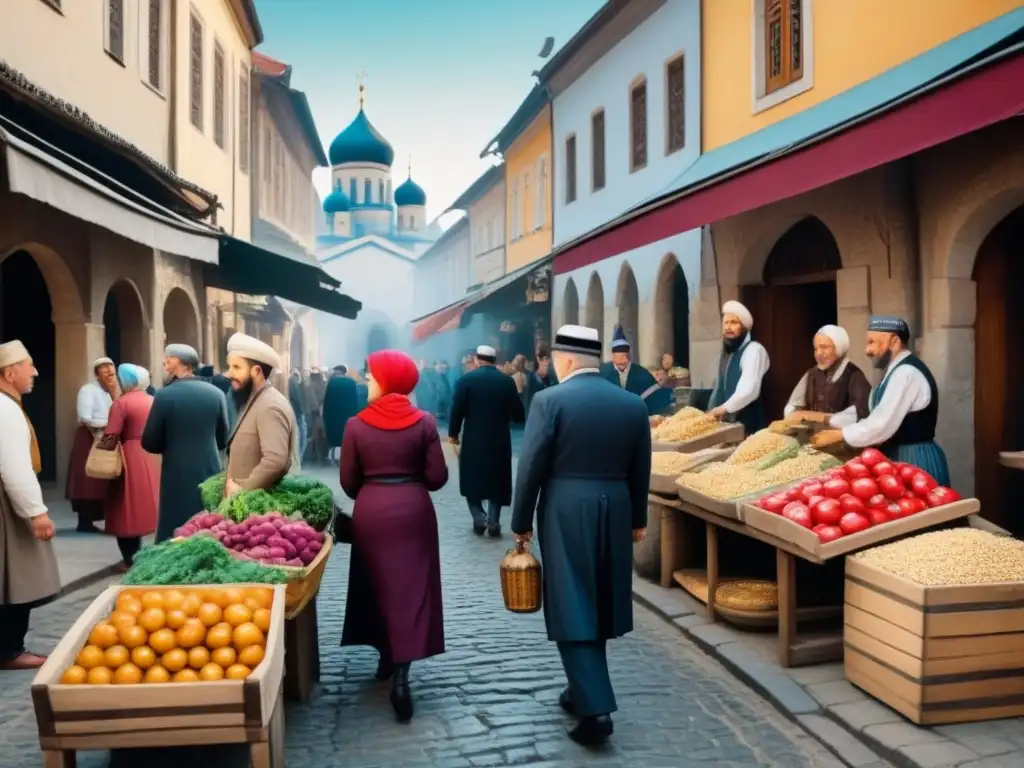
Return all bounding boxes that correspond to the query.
[479,84,548,158]
[536,0,629,84]
[445,163,504,212]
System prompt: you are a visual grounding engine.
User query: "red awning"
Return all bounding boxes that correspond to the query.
[410,301,469,342]
[554,50,1024,274]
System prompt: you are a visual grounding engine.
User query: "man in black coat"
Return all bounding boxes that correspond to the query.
[448,345,524,537]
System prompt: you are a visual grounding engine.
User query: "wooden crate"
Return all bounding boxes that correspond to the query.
[31,583,287,767]
[281,536,334,619]
[652,422,745,453]
[844,557,1024,725]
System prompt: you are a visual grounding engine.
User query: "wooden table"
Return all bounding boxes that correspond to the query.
[653,494,843,668]
[283,597,320,704]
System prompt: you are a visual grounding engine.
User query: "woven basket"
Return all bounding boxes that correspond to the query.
[675,570,778,612]
[499,540,542,614]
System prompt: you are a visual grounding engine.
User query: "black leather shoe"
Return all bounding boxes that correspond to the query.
[472,523,486,535]
[390,664,413,723]
[487,524,501,538]
[559,687,576,716]
[567,714,613,746]
[375,656,393,681]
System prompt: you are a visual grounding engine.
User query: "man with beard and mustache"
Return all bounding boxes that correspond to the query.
[813,316,950,486]
[142,344,229,541]
[784,325,871,425]
[223,333,299,499]
[599,326,672,416]
[706,301,770,435]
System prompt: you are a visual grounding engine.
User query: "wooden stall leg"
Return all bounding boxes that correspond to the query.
[705,522,720,623]
[284,604,316,703]
[250,692,286,768]
[776,549,797,668]
[660,506,678,588]
[42,751,75,768]
[310,597,321,683]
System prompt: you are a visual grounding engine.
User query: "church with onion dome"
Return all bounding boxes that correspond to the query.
[314,80,441,365]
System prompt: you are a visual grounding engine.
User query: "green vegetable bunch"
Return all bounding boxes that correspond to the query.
[202,472,335,531]
[123,535,289,586]
[199,471,227,512]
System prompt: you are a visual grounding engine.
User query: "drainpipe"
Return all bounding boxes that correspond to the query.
[167,0,178,172]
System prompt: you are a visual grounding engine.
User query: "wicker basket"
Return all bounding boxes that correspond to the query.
[500,540,542,614]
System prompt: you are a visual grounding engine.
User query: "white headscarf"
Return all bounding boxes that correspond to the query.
[816,325,850,358]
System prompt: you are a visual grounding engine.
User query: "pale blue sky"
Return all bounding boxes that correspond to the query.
[253,0,604,223]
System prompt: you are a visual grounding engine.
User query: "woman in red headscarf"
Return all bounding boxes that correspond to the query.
[339,349,448,723]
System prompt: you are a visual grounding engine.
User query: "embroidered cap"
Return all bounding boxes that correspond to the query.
[610,324,631,352]
[552,324,602,356]
[0,340,30,368]
[867,315,910,341]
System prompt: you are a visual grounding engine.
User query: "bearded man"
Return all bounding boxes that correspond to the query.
[784,324,871,426]
[65,356,119,532]
[599,325,672,416]
[706,301,770,435]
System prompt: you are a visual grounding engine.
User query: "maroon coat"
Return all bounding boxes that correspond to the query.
[339,412,448,664]
[104,391,160,538]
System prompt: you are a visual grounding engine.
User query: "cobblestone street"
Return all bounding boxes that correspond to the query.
[0,459,856,767]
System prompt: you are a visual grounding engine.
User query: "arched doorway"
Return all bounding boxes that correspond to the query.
[654,254,690,368]
[163,287,200,353]
[585,272,604,343]
[367,323,390,355]
[616,263,639,362]
[973,205,1024,535]
[562,278,579,326]
[741,216,841,421]
[103,279,148,366]
[290,323,305,372]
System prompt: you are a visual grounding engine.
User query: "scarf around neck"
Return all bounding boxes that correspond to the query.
[358,392,425,431]
[1,390,41,474]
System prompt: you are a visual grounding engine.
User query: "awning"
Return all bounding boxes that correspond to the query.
[554,41,1024,274]
[205,236,361,319]
[0,117,221,264]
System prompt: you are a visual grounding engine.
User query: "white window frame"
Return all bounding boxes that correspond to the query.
[188,7,204,132]
[139,0,168,96]
[751,0,814,114]
[523,171,532,232]
[535,154,548,228]
[511,176,520,240]
[212,37,227,150]
[104,0,127,66]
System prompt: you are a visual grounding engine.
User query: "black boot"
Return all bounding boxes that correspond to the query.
[559,686,576,716]
[390,663,413,723]
[375,653,394,681]
[568,714,613,746]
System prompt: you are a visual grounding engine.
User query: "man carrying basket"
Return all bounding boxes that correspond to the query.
[510,324,651,746]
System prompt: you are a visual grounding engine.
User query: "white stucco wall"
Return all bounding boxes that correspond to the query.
[469,180,507,285]
[331,163,392,205]
[412,222,472,317]
[551,0,702,248]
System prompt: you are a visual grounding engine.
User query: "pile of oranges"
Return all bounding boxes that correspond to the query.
[60,587,274,685]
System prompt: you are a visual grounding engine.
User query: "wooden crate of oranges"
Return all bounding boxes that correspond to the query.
[31,583,286,768]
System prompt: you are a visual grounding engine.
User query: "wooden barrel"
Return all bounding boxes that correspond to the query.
[500,541,542,614]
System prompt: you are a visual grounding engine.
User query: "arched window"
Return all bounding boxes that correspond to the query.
[398,213,404,230]
[379,179,385,202]
[364,178,372,203]
[349,178,357,202]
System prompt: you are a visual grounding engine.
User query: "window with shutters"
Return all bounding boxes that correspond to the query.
[213,42,226,149]
[189,12,203,131]
[511,178,520,239]
[666,56,685,154]
[147,0,162,89]
[591,110,605,191]
[536,155,548,227]
[523,172,532,230]
[238,67,250,172]
[105,0,125,64]
[754,0,812,111]
[629,79,647,172]
[565,135,577,204]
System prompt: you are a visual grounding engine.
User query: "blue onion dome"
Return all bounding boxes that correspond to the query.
[322,188,351,213]
[394,176,426,207]
[328,108,394,167]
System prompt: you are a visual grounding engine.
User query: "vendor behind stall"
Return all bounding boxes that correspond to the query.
[706,301,770,434]
[813,316,950,486]
[784,324,871,427]
[599,325,672,416]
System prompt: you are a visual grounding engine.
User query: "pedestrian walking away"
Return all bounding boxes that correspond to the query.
[65,356,119,533]
[0,340,60,671]
[323,365,359,463]
[448,344,524,537]
[511,324,652,746]
[339,349,448,723]
[142,344,229,542]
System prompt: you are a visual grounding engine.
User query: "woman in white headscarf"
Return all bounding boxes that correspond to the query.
[784,325,871,427]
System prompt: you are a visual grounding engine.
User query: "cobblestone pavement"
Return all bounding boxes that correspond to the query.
[1,459,853,768]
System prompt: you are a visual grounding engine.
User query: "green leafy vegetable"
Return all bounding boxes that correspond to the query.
[204,472,335,530]
[199,471,227,511]
[123,535,289,586]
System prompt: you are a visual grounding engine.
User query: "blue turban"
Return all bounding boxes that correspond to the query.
[117,363,141,391]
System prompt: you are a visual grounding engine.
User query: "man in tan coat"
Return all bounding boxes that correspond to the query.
[0,340,59,670]
[224,333,299,498]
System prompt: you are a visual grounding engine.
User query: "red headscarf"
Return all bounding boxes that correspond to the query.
[357,350,425,431]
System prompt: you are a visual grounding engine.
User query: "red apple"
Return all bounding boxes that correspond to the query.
[877,474,905,501]
[849,477,879,501]
[910,472,937,497]
[839,512,871,535]
[783,503,814,529]
[812,498,843,526]
[872,461,896,477]
[859,448,885,468]
[816,525,844,543]
[886,503,903,519]
[866,508,891,526]
[845,460,872,479]
[866,493,890,511]
[799,483,824,504]
[898,464,918,483]
[822,478,850,499]
[759,494,788,514]
[925,486,961,508]
[839,494,867,515]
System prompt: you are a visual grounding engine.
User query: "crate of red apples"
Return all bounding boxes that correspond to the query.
[740,448,980,562]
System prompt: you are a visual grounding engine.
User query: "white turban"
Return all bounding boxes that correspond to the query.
[0,340,30,368]
[92,356,114,372]
[722,300,754,329]
[816,325,850,358]
[476,345,497,360]
[226,333,281,370]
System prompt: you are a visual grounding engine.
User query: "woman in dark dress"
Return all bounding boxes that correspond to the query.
[339,349,448,723]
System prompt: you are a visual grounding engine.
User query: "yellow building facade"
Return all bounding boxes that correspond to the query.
[504,104,553,273]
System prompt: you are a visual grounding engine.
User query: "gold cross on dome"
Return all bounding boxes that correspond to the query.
[356,66,368,107]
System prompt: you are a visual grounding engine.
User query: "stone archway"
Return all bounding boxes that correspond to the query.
[585,272,604,342]
[290,322,306,372]
[616,263,640,362]
[562,278,579,326]
[653,253,690,368]
[163,286,201,352]
[103,278,148,366]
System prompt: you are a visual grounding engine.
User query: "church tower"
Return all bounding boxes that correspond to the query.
[394,156,427,234]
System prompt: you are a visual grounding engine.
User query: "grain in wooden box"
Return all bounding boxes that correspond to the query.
[844,556,1024,725]
[652,422,744,453]
[31,583,287,767]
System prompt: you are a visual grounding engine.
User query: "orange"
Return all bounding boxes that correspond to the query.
[115,593,143,616]
[165,609,188,630]
[199,662,225,681]
[232,623,264,650]
[222,587,246,606]
[245,588,273,609]
[162,589,185,611]
[140,591,164,610]
[113,663,142,684]
[87,666,113,684]
[187,646,210,670]
[225,664,251,680]
[180,594,201,617]
[211,646,236,668]
[172,669,200,683]
[60,665,88,684]
[161,648,188,672]
[243,597,262,612]
[119,624,148,649]
[238,645,264,668]
[204,622,233,650]
[104,644,130,669]
[197,603,223,627]
[88,622,119,649]
[223,604,252,627]
[202,589,229,608]
[176,620,205,649]
[75,645,105,670]
[131,646,157,670]
[137,608,166,633]
[148,628,176,654]
[108,610,137,630]
[252,608,271,633]
[143,665,170,684]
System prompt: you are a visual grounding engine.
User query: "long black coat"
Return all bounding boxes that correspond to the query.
[511,372,650,642]
[323,375,359,448]
[141,377,229,542]
[448,365,524,505]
